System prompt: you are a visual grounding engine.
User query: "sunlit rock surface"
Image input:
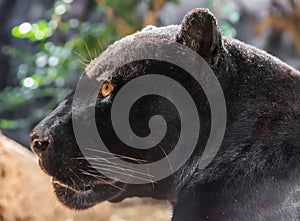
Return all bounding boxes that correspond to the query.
[0,133,171,221]
[0,132,111,221]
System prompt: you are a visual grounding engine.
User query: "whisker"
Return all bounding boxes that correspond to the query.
[85,43,93,61]
[69,168,84,183]
[92,49,99,59]
[97,38,104,52]
[74,51,90,63]
[73,155,153,180]
[79,169,124,191]
[85,148,148,163]
[158,143,174,174]
[74,156,121,161]
[78,59,89,68]
[70,176,78,190]
[75,156,147,171]
[89,166,154,183]
[79,169,107,179]
[73,155,134,175]
[89,161,154,177]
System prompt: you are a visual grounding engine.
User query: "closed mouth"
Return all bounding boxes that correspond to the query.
[52,177,126,210]
[52,178,100,210]
[52,178,94,195]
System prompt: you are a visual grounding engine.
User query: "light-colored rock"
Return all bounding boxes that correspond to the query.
[0,133,111,221]
[0,132,171,221]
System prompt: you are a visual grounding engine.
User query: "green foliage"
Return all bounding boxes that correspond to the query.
[12,20,53,41]
[0,0,239,129]
[204,0,239,38]
[0,0,175,129]
[219,3,239,38]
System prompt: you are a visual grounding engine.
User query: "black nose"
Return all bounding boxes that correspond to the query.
[30,131,51,155]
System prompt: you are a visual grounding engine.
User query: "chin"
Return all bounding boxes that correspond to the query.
[52,178,124,210]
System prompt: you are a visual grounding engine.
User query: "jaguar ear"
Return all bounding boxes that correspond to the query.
[176,8,222,65]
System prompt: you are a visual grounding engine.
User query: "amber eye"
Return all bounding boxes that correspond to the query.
[101,81,114,97]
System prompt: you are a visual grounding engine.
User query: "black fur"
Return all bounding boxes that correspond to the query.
[30,8,300,220]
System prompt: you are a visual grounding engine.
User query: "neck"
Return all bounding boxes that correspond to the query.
[173,177,300,220]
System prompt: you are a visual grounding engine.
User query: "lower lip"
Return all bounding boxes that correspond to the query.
[53,179,93,195]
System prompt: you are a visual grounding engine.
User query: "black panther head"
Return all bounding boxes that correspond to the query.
[30,8,300,220]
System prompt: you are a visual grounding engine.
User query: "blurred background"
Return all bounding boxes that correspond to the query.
[0,1,299,221]
[0,0,299,148]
